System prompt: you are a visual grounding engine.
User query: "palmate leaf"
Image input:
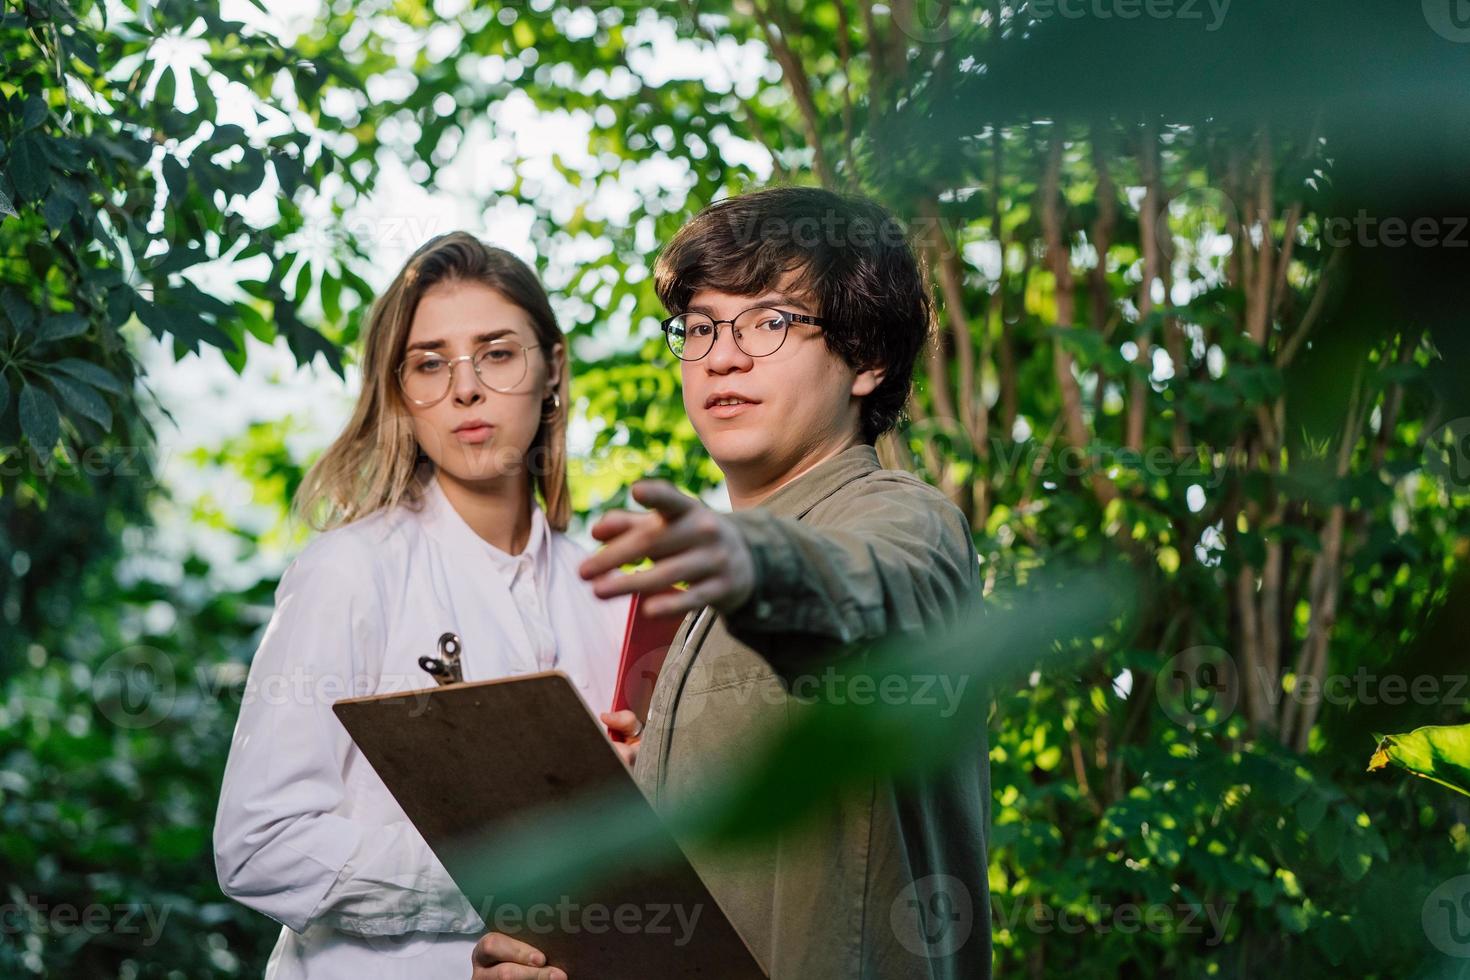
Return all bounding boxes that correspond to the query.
[135,299,234,354]
[18,383,60,452]
[1367,723,1470,798]
[39,313,89,343]
[50,358,127,396]
[45,373,113,432]
[7,133,51,202]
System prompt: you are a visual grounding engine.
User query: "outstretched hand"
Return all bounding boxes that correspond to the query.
[578,480,755,619]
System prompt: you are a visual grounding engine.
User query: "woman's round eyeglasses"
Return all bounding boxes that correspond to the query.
[661,307,825,361]
[397,340,542,407]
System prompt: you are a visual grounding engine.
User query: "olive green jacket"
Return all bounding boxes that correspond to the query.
[632,444,990,980]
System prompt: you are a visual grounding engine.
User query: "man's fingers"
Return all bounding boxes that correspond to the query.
[579,531,654,582]
[590,550,719,601]
[644,579,726,618]
[600,709,640,739]
[478,968,567,980]
[600,716,641,768]
[578,518,661,580]
[472,933,550,969]
[472,967,566,980]
[589,510,639,542]
[580,514,711,582]
[631,479,698,518]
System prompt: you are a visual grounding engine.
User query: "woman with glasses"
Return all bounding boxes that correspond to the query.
[213,232,637,980]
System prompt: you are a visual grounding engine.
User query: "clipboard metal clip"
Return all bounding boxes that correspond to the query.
[419,631,464,686]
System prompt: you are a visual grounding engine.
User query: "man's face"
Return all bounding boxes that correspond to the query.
[678,276,884,491]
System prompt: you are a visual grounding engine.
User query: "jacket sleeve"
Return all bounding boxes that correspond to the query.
[719,475,980,665]
[212,534,482,937]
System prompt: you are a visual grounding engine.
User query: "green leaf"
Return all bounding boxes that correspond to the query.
[18,383,61,451]
[21,94,48,131]
[136,299,233,353]
[43,136,85,171]
[195,73,218,121]
[8,134,51,202]
[45,373,113,431]
[1297,791,1326,832]
[62,30,99,70]
[50,358,127,396]
[321,271,343,324]
[162,154,188,202]
[39,313,89,342]
[43,190,75,230]
[222,335,249,374]
[1367,724,1470,798]
[0,187,16,219]
[1337,845,1372,883]
[0,290,36,332]
[107,286,134,327]
[292,259,313,307]
[150,244,208,277]
[0,371,9,415]
[237,302,274,343]
[167,280,234,319]
[274,151,304,197]
[49,0,80,25]
[281,309,342,375]
[154,64,177,107]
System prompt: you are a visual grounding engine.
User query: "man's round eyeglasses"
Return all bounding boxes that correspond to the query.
[397,340,543,406]
[661,307,825,362]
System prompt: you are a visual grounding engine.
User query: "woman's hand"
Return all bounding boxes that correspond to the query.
[578,480,755,618]
[470,932,564,980]
[599,709,642,768]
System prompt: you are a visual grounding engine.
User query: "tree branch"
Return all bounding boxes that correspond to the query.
[750,0,835,187]
[1128,120,1163,453]
[1042,132,1117,507]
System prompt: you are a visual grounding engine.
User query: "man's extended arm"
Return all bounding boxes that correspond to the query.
[719,478,977,661]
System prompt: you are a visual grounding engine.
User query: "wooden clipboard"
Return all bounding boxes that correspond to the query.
[332,671,767,979]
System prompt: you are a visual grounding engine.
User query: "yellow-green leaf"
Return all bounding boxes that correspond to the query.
[1367,724,1470,798]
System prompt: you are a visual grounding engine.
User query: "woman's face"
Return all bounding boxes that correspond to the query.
[399,280,562,488]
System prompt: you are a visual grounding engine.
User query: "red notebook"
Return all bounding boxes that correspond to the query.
[608,590,685,742]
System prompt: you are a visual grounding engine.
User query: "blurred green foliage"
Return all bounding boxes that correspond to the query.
[3,0,1470,977]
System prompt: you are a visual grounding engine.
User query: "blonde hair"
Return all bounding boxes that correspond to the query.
[294,233,572,531]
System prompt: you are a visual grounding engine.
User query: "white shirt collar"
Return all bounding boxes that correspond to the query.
[416,475,550,574]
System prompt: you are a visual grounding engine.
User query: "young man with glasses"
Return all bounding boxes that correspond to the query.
[472,187,988,980]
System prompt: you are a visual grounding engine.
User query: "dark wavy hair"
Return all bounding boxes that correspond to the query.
[653,186,934,444]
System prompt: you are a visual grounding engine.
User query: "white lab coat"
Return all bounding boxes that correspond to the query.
[213,476,630,979]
